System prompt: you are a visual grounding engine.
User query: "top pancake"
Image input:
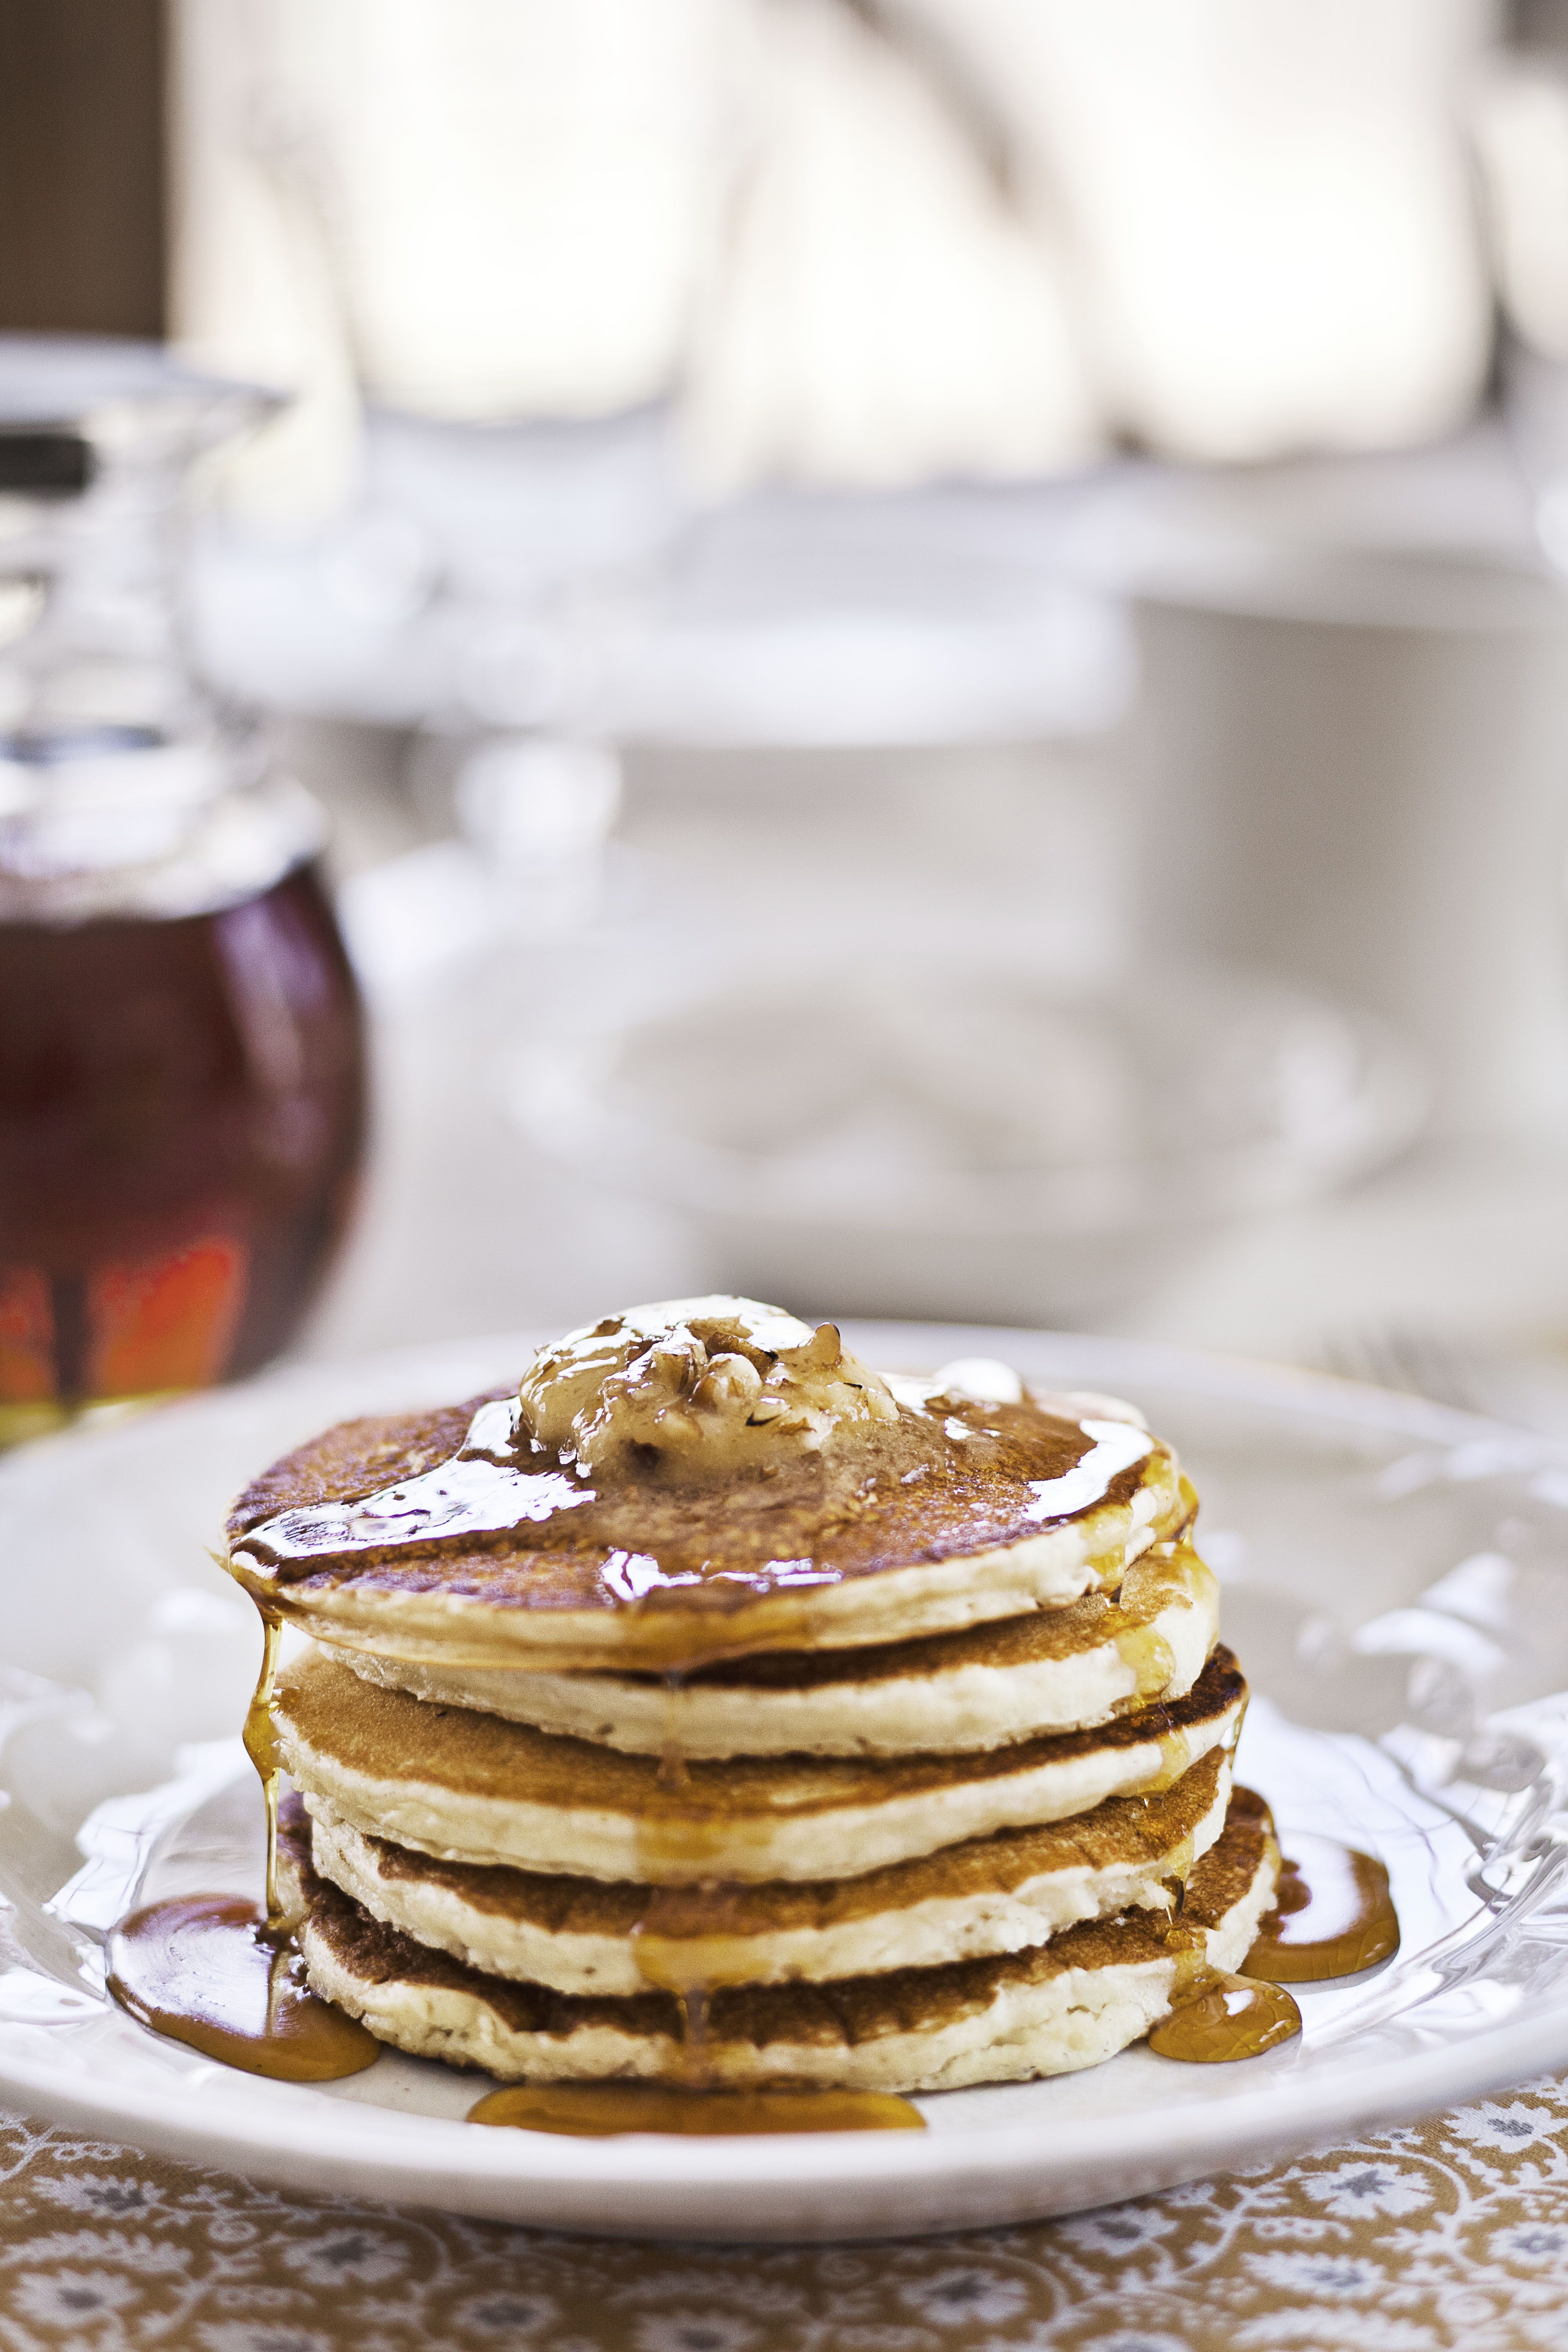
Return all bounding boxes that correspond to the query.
[224,1382,1186,1673]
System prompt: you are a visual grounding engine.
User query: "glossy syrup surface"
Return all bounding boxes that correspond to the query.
[1152,1807,1398,2062]
[467,2084,925,2137]
[1111,1614,1178,1707]
[1146,1800,1305,2065]
[227,1389,1156,1620]
[1244,1836,1400,1982]
[1148,1970,1302,2063]
[107,1895,379,2082]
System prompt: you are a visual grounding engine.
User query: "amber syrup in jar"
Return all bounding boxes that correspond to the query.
[0,859,366,1437]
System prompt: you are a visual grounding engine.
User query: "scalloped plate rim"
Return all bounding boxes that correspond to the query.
[0,1323,1562,2241]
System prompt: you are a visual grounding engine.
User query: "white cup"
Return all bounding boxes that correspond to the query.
[1130,547,1568,1139]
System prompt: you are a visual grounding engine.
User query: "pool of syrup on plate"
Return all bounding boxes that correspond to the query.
[107,1608,379,2083]
[1149,1796,1400,2063]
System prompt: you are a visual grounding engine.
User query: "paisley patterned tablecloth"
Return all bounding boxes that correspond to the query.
[5,2081,1568,2351]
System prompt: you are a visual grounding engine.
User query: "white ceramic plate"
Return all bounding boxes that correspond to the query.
[4,1326,1568,2244]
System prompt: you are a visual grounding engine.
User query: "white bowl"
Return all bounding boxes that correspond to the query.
[509,959,1426,1321]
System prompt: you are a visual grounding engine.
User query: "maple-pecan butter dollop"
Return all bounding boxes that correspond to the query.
[515,1297,899,1480]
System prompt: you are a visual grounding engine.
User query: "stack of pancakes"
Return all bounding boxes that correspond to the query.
[226,1301,1279,2096]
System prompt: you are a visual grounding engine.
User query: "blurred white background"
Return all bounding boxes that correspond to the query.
[21,0,1568,1408]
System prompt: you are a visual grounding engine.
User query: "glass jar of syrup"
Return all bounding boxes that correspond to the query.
[0,338,367,1441]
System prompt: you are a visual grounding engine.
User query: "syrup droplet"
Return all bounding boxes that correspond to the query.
[1111,1613,1177,1703]
[630,1883,771,1997]
[678,1984,712,2086]
[1140,1717,1194,1795]
[107,1897,380,2081]
[1244,1836,1399,1982]
[1148,1971,1302,2063]
[632,1678,774,1893]
[467,2083,926,2136]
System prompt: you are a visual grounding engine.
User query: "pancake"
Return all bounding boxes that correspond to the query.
[324,1540,1218,1758]
[297,1745,1233,1994]
[224,1307,1190,1672]
[286,1789,1279,2094]
[273,1645,1246,1885]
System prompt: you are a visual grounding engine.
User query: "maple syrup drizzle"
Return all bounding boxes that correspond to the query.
[242,1605,285,1932]
[1107,1530,1215,1713]
[613,1640,956,2126]
[679,1984,713,2087]
[657,1669,689,1790]
[466,2083,925,2136]
[631,1883,769,1997]
[1140,1717,1193,1796]
[1243,1836,1399,1982]
[635,1667,739,2088]
[622,1652,861,2113]
[107,1602,382,2083]
[1159,1833,1197,1904]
